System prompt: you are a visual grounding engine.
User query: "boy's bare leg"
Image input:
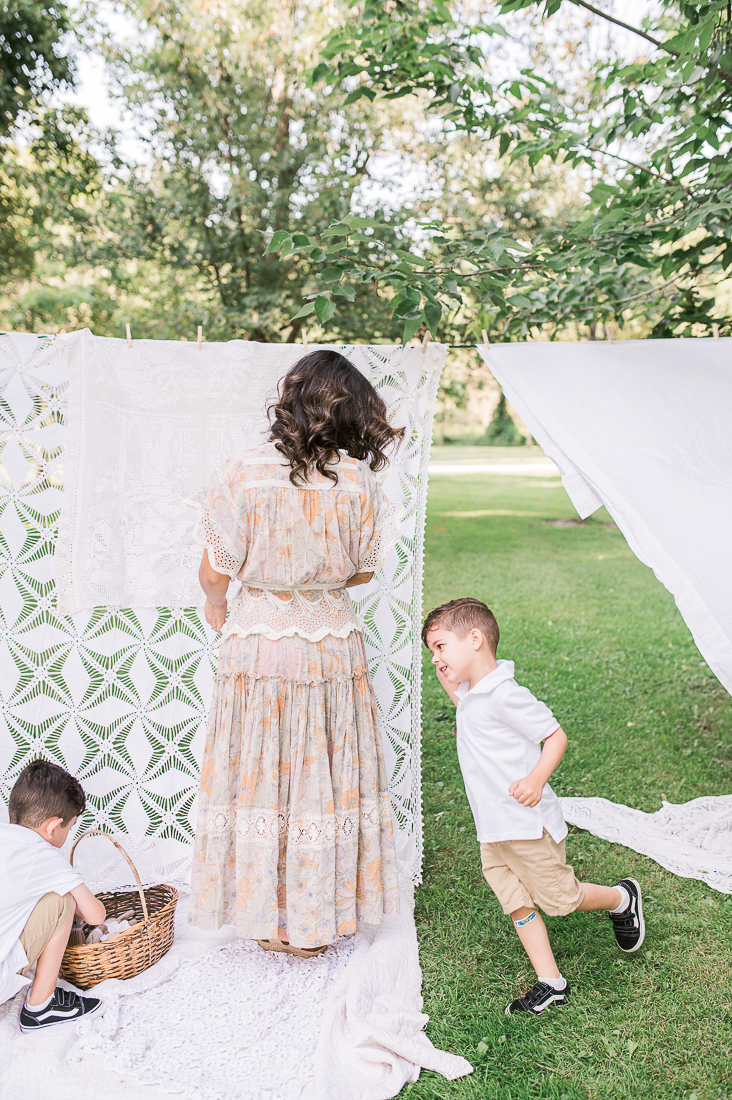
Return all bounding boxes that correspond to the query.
[575,883,623,912]
[28,906,74,1006]
[510,906,560,979]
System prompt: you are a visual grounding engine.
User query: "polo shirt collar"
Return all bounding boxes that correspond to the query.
[456,659,515,699]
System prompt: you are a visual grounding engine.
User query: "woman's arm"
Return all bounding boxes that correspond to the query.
[199,551,231,632]
[345,571,374,588]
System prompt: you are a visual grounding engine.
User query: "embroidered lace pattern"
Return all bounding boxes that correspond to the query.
[197,795,388,851]
[222,585,361,642]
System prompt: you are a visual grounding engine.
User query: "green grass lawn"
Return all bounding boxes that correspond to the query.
[408,461,732,1100]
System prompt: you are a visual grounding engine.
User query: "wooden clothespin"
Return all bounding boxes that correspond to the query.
[197,325,203,351]
[605,322,614,345]
[125,323,132,348]
[712,322,720,341]
[421,330,432,354]
[482,329,490,349]
[302,327,308,348]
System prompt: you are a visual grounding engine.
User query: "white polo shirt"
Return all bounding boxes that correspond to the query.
[455,659,567,844]
[0,823,83,1005]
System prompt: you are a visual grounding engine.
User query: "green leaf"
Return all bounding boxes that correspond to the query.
[425,301,442,332]
[395,249,430,267]
[320,266,343,283]
[292,234,311,246]
[333,284,356,301]
[309,62,331,86]
[402,315,423,343]
[342,215,381,229]
[314,295,336,323]
[508,294,532,309]
[290,302,315,321]
[264,230,292,255]
[322,224,351,237]
[476,1041,489,1057]
[627,1039,639,1056]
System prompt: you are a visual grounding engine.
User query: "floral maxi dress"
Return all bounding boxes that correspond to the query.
[188,442,401,948]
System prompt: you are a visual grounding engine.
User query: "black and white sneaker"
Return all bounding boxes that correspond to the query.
[19,988,102,1032]
[505,979,570,1017]
[609,877,645,953]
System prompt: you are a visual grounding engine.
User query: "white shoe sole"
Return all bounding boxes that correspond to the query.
[505,990,568,1016]
[19,999,103,1032]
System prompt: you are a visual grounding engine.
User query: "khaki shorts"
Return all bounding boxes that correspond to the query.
[480,830,584,917]
[18,891,75,975]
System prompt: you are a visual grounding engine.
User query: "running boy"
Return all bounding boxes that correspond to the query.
[0,759,106,1030]
[423,598,645,1017]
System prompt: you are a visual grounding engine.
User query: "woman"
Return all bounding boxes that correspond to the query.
[188,350,403,954]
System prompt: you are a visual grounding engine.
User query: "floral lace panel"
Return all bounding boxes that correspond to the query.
[194,507,243,578]
[197,796,390,850]
[360,498,405,572]
[223,585,361,643]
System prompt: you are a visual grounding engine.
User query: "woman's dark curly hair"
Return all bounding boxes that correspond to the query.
[268,350,404,485]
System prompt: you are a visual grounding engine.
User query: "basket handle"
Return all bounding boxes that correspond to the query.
[69,829,150,924]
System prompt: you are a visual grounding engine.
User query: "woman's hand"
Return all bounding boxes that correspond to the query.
[199,551,231,632]
[205,598,227,633]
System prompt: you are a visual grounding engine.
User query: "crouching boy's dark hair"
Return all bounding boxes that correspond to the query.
[422,597,500,655]
[8,758,86,827]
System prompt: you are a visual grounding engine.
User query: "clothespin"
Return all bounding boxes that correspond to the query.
[605,322,614,345]
[712,322,720,341]
[197,325,203,351]
[482,329,490,350]
[125,323,132,348]
[302,327,308,348]
[421,330,432,354]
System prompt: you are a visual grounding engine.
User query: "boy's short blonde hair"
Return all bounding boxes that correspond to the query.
[422,597,500,655]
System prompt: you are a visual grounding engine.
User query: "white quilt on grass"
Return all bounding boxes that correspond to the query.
[479,337,732,695]
[0,879,471,1100]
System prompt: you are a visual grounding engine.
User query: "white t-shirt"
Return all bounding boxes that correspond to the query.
[0,823,83,1005]
[455,659,567,844]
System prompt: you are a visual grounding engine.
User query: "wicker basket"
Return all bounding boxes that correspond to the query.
[59,829,178,991]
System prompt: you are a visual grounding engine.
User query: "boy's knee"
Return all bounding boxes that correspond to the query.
[19,892,76,972]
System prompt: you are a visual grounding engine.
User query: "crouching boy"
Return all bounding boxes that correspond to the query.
[1,759,106,1030]
[423,598,645,1017]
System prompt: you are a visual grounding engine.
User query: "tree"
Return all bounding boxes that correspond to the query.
[61,0,417,342]
[0,0,73,135]
[265,0,732,340]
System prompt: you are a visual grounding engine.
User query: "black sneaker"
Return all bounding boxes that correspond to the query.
[505,979,570,1016]
[609,877,645,953]
[19,987,103,1031]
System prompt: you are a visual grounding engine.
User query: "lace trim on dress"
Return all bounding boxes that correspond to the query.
[190,496,243,579]
[197,795,391,849]
[222,584,362,643]
[360,498,405,572]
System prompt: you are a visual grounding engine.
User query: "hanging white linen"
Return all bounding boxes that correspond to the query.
[0,330,445,885]
[478,337,732,696]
